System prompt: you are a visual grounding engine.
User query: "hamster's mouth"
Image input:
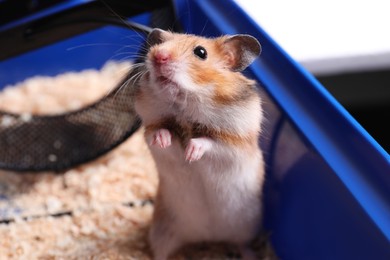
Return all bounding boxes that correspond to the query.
[156,76,179,88]
[154,75,181,98]
[157,76,170,83]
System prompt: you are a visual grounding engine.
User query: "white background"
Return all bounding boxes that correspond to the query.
[234,0,390,75]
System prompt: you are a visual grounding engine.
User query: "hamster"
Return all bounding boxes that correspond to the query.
[134,28,265,260]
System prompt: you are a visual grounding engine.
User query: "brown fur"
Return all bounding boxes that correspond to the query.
[145,117,258,149]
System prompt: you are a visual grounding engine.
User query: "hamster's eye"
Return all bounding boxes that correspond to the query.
[193,46,207,60]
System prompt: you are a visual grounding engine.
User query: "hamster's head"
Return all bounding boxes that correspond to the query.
[144,28,261,103]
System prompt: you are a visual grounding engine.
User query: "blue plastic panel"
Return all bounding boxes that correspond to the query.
[0,0,90,32]
[173,0,390,259]
[0,12,150,88]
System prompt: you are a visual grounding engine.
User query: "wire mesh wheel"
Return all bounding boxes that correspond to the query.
[0,21,150,172]
[0,68,142,172]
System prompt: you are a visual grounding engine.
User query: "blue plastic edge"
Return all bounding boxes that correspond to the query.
[0,0,92,31]
[174,0,390,241]
[0,10,150,87]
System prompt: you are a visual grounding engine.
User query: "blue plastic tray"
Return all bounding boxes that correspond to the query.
[174,1,390,259]
[0,0,389,259]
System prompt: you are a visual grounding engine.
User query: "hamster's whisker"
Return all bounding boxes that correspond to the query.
[66,43,127,51]
[109,52,145,61]
[110,64,145,99]
[99,0,147,41]
[123,36,146,44]
[114,45,143,54]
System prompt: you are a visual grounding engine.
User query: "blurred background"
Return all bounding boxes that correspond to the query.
[235,0,390,153]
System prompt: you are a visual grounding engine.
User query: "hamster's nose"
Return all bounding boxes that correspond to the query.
[154,50,171,64]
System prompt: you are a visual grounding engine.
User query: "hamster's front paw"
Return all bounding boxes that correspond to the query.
[185,137,213,163]
[151,128,172,148]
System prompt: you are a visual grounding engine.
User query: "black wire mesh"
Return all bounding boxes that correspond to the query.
[0,69,141,172]
[0,3,180,172]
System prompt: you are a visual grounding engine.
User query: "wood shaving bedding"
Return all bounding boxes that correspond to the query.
[0,61,276,259]
[0,61,130,115]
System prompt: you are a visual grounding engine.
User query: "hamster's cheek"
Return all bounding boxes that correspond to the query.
[173,73,198,92]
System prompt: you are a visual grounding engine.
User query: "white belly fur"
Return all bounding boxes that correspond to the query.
[149,137,264,245]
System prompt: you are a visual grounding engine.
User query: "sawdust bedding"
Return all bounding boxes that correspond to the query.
[0,61,276,259]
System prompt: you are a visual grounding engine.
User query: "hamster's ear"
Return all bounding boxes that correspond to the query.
[147,28,169,46]
[223,35,261,72]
